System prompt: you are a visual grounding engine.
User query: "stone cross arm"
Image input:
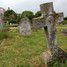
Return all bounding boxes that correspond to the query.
[32,12,64,30]
[56,12,64,24]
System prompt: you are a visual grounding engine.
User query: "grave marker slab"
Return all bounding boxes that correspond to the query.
[0,7,5,31]
[19,17,31,36]
[32,16,46,31]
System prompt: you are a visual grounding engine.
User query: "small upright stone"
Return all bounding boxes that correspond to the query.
[57,13,64,24]
[0,7,5,31]
[19,17,31,36]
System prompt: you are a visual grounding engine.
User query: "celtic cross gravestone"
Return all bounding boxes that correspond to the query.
[33,2,64,66]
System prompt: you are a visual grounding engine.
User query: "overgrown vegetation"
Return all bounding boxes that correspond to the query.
[0,25,67,67]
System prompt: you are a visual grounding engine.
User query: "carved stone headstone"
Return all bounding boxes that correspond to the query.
[33,2,65,66]
[32,16,45,31]
[19,17,31,36]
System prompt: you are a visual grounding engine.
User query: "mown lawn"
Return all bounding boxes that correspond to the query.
[0,25,67,67]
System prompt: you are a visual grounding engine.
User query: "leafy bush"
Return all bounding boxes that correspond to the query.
[64,17,67,20]
[21,11,34,23]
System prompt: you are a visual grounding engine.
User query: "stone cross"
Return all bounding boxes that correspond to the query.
[19,17,31,36]
[33,2,64,58]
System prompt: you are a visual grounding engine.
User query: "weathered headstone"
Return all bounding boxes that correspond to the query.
[57,13,64,24]
[19,17,31,36]
[0,7,5,31]
[0,19,4,31]
[32,16,45,31]
[0,7,5,18]
[33,2,65,66]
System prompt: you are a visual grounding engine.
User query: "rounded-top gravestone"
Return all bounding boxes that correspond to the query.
[19,17,31,36]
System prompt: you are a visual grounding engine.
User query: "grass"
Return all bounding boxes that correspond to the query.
[0,25,67,67]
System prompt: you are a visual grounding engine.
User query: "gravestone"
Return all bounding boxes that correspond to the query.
[33,2,65,67]
[19,17,31,36]
[32,16,45,31]
[0,19,4,31]
[57,13,64,24]
[61,29,67,36]
[0,7,5,31]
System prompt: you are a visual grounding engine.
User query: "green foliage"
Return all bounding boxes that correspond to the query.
[35,11,41,18]
[9,19,17,24]
[21,11,34,23]
[0,25,67,67]
[4,9,17,24]
[16,14,21,23]
[64,17,67,20]
[61,20,67,25]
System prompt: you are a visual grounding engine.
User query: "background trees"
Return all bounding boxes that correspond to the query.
[4,9,17,24]
[4,9,67,25]
[35,11,41,18]
[21,11,34,23]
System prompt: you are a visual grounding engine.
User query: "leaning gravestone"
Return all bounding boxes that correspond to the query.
[33,2,66,67]
[19,17,31,36]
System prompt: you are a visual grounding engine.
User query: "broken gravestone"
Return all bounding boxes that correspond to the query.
[33,2,66,67]
[19,17,31,36]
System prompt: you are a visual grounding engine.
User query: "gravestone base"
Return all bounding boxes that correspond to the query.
[41,50,54,67]
[41,47,67,67]
[21,32,31,36]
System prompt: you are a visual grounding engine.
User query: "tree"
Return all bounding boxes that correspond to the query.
[64,17,67,20]
[4,9,17,24]
[16,14,21,23]
[35,11,41,18]
[21,11,34,23]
